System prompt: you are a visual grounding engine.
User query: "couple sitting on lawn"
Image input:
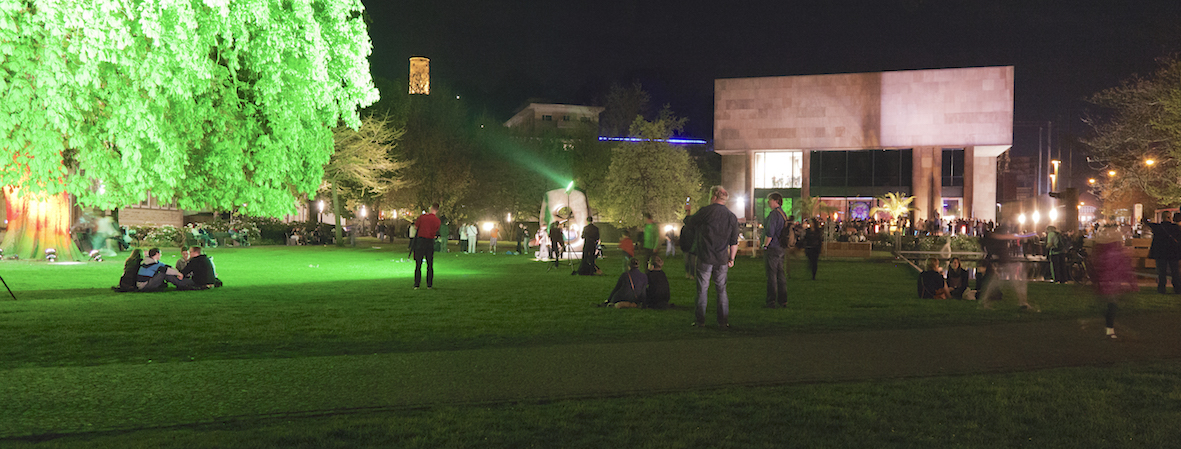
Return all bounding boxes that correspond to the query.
[601,256,672,309]
[116,246,223,292]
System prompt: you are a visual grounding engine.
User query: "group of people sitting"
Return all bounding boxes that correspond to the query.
[115,246,223,292]
[917,257,973,300]
[600,256,672,309]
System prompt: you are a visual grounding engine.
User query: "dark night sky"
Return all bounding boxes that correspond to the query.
[362,0,1181,148]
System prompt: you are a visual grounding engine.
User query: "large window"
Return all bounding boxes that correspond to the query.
[942,148,964,187]
[810,149,912,188]
[753,151,803,188]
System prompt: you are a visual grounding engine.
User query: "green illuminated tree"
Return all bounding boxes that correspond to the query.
[1085,57,1181,207]
[323,115,407,245]
[0,0,378,259]
[601,107,701,227]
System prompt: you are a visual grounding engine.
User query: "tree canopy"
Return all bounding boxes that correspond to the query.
[1085,57,1181,207]
[601,107,701,227]
[0,0,378,216]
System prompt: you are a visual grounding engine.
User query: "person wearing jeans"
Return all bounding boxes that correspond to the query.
[688,185,739,328]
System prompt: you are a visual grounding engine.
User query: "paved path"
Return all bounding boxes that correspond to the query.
[4,313,1181,438]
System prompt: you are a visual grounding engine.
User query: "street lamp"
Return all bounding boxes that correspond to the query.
[318,200,325,224]
[1032,210,1041,227]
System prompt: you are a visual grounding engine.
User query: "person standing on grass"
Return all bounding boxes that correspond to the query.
[619,230,635,271]
[639,213,658,272]
[762,192,789,308]
[489,223,501,254]
[577,216,600,275]
[465,223,479,254]
[802,218,823,280]
[689,185,739,328]
[1142,212,1181,294]
[412,203,441,289]
[1045,225,1067,283]
[548,220,566,268]
[517,222,527,255]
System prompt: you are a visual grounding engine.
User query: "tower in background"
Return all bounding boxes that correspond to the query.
[409,56,430,95]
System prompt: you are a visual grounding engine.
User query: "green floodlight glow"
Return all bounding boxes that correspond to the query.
[566,181,575,192]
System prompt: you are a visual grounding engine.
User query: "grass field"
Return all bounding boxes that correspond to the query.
[3,239,1180,447]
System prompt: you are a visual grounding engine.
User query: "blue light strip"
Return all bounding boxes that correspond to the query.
[598,136,708,145]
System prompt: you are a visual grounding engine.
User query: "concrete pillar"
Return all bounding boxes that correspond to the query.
[801,150,811,199]
[912,147,936,221]
[966,146,998,222]
[964,147,975,219]
[932,147,943,219]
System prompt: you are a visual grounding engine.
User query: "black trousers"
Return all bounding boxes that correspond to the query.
[579,241,599,274]
[1049,253,1067,283]
[414,238,435,288]
[765,246,787,305]
[1156,258,1180,293]
[805,247,821,280]
[551,242,563,267]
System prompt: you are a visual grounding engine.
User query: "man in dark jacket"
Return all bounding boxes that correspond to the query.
[576,217,600,275]
[1143,212,1181,294]
[689,185,739,328]
[178,246,221,289]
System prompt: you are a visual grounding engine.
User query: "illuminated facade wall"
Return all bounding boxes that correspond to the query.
[409,57,430,95]
[503,103,604,133]
[715,66,1013,222]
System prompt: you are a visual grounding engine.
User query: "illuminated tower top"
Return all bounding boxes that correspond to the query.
[409,57,430,95]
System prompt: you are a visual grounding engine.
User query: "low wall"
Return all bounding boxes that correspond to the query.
[824,242,872,258]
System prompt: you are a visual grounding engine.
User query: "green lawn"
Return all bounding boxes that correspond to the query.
[3,240,1171,370]
[3,240,1180,447]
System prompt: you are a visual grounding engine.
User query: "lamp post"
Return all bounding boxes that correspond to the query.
[318,200,325,224]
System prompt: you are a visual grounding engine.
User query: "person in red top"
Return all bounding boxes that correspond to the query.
[618,230,635,272]
[412,203,442,289]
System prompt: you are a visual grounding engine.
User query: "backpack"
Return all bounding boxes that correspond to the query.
[775,209,794,248]
[679,221,695,254]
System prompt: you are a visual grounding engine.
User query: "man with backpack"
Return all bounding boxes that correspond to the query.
[761,192,790,308]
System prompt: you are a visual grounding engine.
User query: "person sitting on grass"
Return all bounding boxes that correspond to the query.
[175,246,191,271]
[113,249,143,292]
[602,258,647,308]
[136,247,185,291]
[644,256,672,309]
[917,257,951,299]
[177,246,223,290]
[945,257,970,299]
[975,259,1001,302]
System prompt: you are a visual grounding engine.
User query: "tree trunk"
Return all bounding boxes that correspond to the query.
[0,186,83,261]
[332,182,344,246]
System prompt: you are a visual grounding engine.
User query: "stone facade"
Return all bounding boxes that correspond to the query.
[715,66,1013,222]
